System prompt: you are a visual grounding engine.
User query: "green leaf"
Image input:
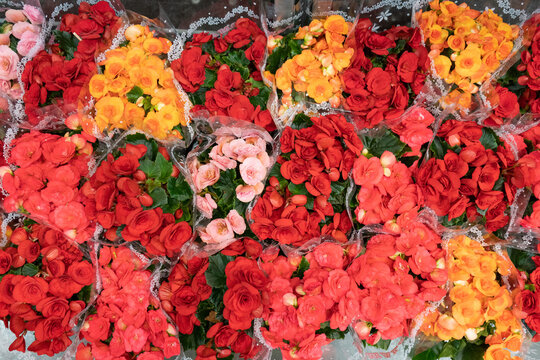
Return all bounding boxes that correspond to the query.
[206,253,234,288]
[202,69,216,88]
[140,158,161,179]
[168,176,192,202]
[441,212,468,227]
[455,342,488,360]
[9,34,18,53]
[53,30,80,60]
[291,113,313,130]
[201,40,217,55]
[266,34,303,74]
[412,342,444,360]
[288,182,309,196]
[429,137,448,159]
[21,263,39,277]
[328,180,348,210]
[249,85,271,109]
[292,257,310,279]
[148,187,168,209]
[179,325,207,351]
[127,86,144,103]
[479,128,500,150]
[118,40,130,47]
[268,163,288,190]
[507,247,537,274]
[364,130,409,158]
[188,88,207,105]
[155,153,173,182]
[371,339,392,350]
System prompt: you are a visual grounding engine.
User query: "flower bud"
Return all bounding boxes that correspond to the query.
[353,321,372,340]
[518,75,529,86]
[295,285,306,296]
[270,191,284,208]
[133,170,146,182]
[10,228,28,245]
[465,328,478,341]
[125,25,145,42]
[282,293,298,307]
[0,166,13,178]
[315,195,328,209]
[167,323,177,336]
[367,331,381,345]
[448,134,461,147]
[12,254,25,268]
[161,300,173,312]
[356,209,366,222]
[328,168,340,182]
[44,247,60,262]
[361,148,369,156]
[383,220,400,234]
[171,165,180,178]
[383,167,392,177]
[380,151,396,168]
[269,176,279,188]
[158,147,170,161]
[175,209,184,219]
[290,194,307,206]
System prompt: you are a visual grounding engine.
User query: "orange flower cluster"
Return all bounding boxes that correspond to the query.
[87,25,187,139]
[417,0,519,110]
[421,235,524,360]
[268,15,354,114]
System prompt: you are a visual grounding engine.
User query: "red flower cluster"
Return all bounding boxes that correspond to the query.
[512,151,540,228]
[342,19,429,128]
[171,18,276,132]
[390,107,436,154]
[159,256,211,335]
[348,213,447,342]
[521,246,540,342]
[260,242,360,360]
[59,1,121,61]
[0,223,94,356]
[250,114,362,246]
[1,131,95,243]
[352,150,424,226]
[484,85,521,127]
[81,143,192,257]
[21,1,121,125]
[197,321,262,360]
[77,246,181,360]
[415,119,518,231]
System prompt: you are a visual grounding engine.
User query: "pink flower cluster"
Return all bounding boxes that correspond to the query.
[199,209,246,245]
[0,5,44,99]
[76,247,181,360]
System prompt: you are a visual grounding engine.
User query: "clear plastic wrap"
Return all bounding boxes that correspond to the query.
[183,115,276,258]
[411,227,531,360]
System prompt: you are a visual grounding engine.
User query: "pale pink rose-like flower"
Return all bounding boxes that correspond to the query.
[0,80,10,93]
[12,22,38,40]
[235,184,256,203]
[221,138,246,160]
[226,209,246,235]
[253,182,264,194]
[188,158,200,180]
[239,157,266,185]
[5,9,26,23]
[0,34,10,46]
[245,135,267,151]
[17,30,41,56]
[23,5,44,25]
[203,218,234,244]
[196,194,217,219]
[209,146,236,171]
[257,151,271,168]
[227,209,246,235]
[194,162,220,191]
[0,46,19,80]
[214,135,235,155]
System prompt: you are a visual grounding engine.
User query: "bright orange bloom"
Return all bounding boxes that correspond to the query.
[307,78,333,103]
[89,74,108,99]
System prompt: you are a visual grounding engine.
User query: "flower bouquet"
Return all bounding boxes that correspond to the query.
[159,241,268,359]
[0,1,44,102]
[414,118,522,233]
[1,130,96,244]
[259,240,361,360]
[414,233,526,360]
[186,116,275,255]
[76,245,181,360]
[170,17,276,133]
[80,134,193,257]
[249,112,361,247]
[416,0,520,113]
[82,23,190,141]
[0,220,95,356]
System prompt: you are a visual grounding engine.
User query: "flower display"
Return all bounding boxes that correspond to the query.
[3,1,540,360]
[171,18,276,132]
[0,4,44,100]
[76,246,181,360]
[341,19,429,128]
[187,121,274,250]
[266,15,354,114]
[80,134,193,256]
[84,24,188,140]
[259,241,361,360]
[417,235,524,360]
[349,212,447,343]
[417,0,519,111]
[250,113,361,246]
[0,222,94,356]
[1,131,95,244]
